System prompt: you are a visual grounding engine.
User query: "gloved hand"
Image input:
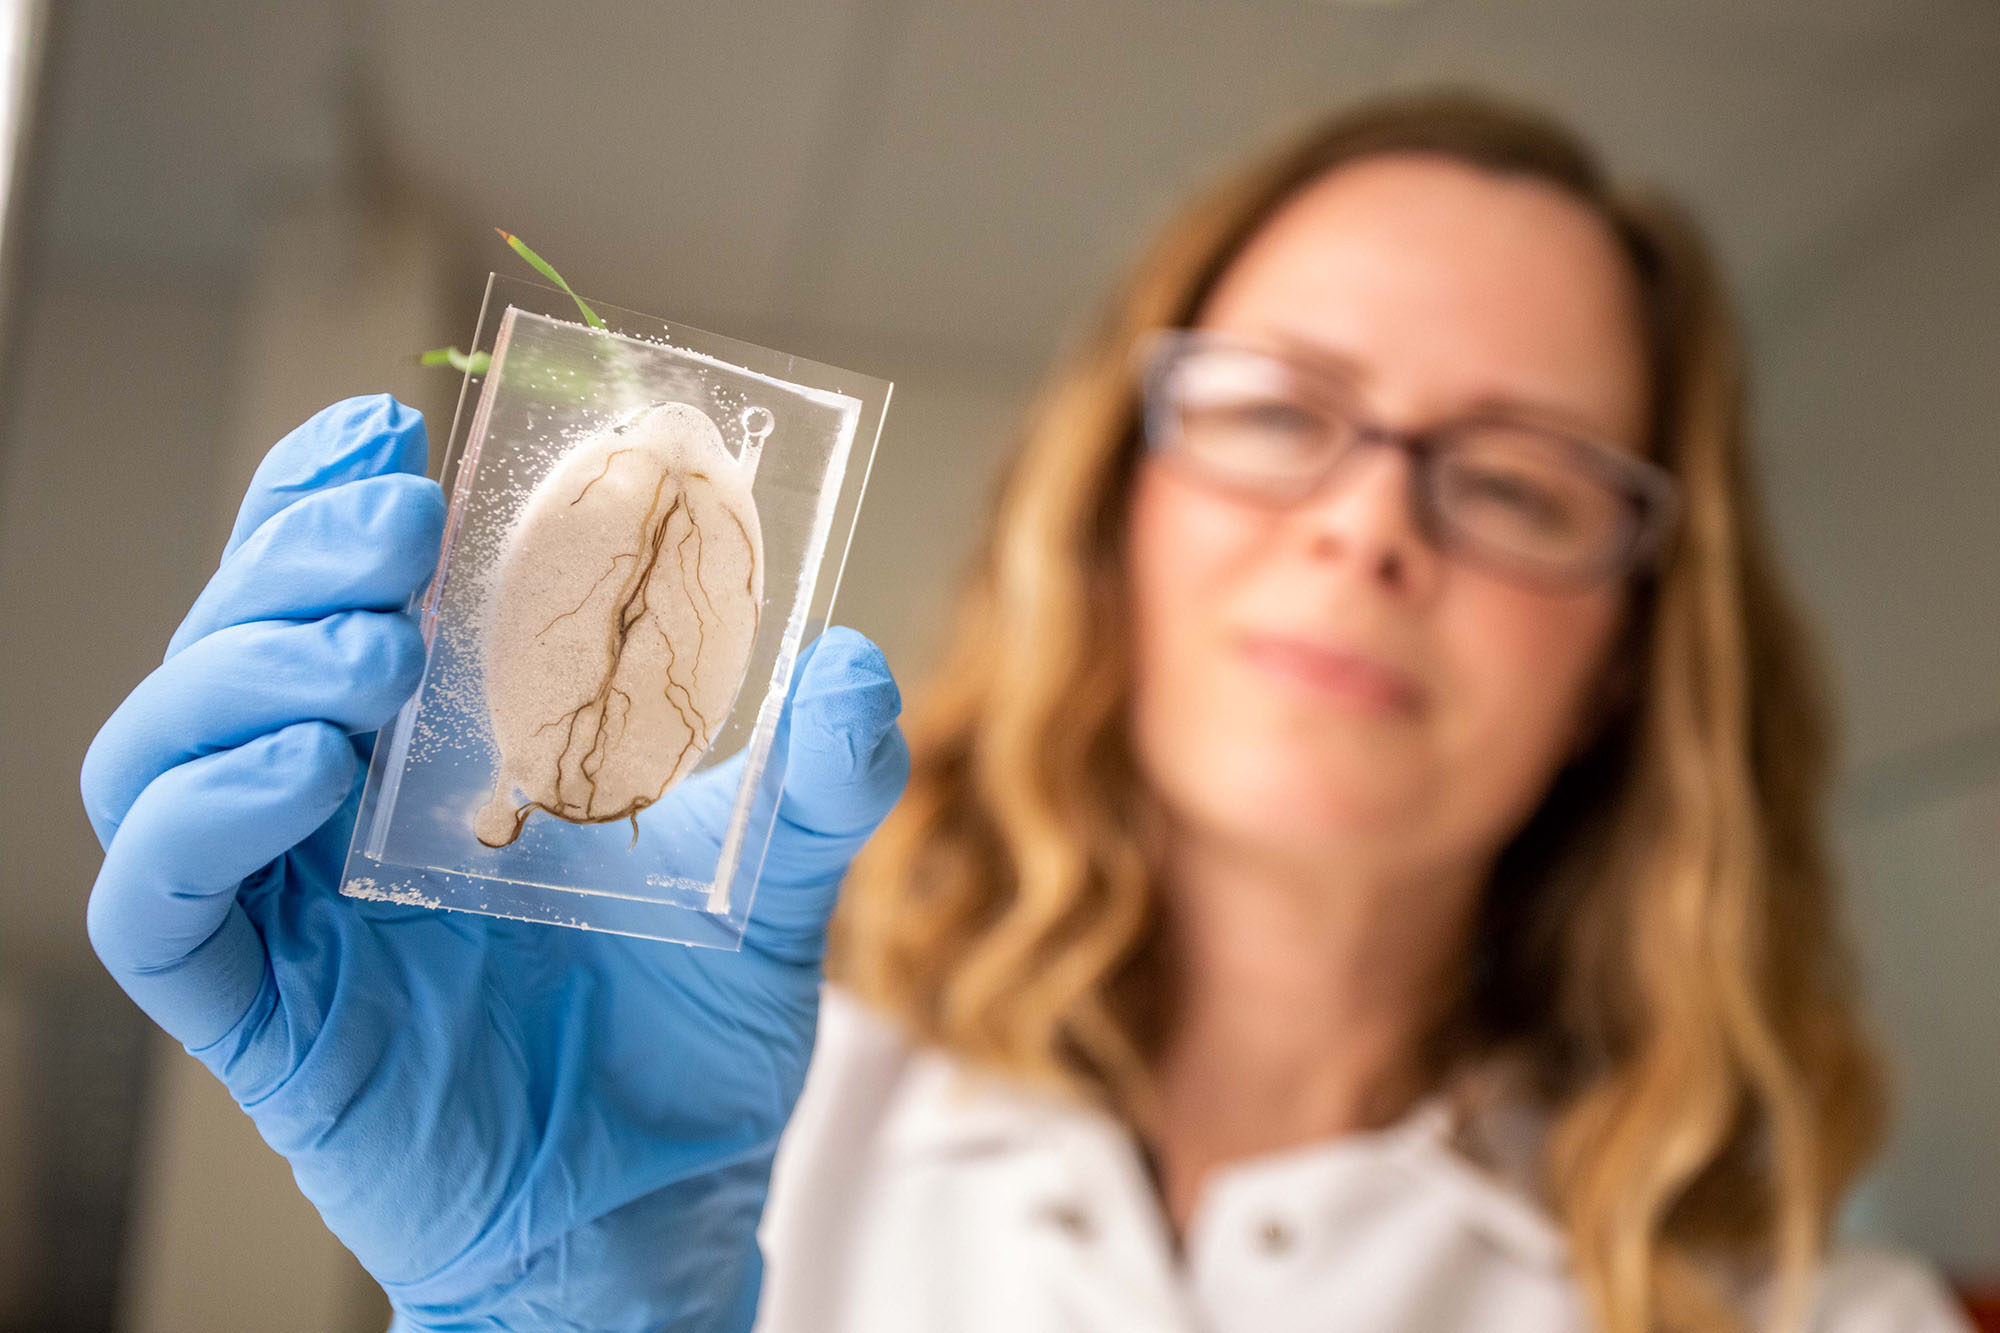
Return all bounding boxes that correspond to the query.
[78,394,910,1331]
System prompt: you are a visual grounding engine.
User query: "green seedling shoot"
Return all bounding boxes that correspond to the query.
[420,229,606,374]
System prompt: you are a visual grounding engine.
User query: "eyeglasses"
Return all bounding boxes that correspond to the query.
[1132,328,1682,592]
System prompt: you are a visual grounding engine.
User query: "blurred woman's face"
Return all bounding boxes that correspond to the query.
[1125,153,1651,886]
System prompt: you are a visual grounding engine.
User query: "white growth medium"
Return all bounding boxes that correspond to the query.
[474,400,765,847]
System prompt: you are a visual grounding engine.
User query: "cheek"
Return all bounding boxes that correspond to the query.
[1127,464,1257,593]
[1433,580,1621,821]
[1124,467,1262,766]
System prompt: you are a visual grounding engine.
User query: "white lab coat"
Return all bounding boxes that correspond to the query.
[756,986,1972,1332]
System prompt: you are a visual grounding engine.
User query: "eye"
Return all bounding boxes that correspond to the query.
[1192,396,1322,445]
[1236,399,1319,431]
[1176,398,1331,482]
[1437,446,1605,548]
[1151,345,1346,493]
[1454,466,1571,528]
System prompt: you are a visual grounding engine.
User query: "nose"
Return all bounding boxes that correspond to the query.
[1290,438,1442,598]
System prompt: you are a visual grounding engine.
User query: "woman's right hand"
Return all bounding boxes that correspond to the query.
[77,396,910,1332]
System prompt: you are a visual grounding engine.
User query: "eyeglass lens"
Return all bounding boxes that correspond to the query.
[1155,343,1640,584]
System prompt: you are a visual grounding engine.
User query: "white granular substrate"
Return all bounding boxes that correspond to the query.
[473,400,765,847]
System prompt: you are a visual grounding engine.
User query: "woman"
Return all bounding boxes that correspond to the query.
[78,89,1967,1332]
[763,88,1968,1332]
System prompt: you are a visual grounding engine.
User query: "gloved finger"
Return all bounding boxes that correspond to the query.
[87,720,357,1048]
[223,395,428,563]
[775,628,909,841]
[81,610,425,845]
[742,626,909,964]
[169,472,445,658]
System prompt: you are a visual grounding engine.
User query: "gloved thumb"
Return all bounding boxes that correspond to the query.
[744,626,909,964]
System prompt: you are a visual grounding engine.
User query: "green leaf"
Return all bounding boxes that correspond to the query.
[496,228,606,329]
[418,346,490,375]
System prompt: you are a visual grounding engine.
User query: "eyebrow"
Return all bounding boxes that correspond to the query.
[1454,391,1628,445]
[1263,328,1369,387]
[1260,327,1631,446]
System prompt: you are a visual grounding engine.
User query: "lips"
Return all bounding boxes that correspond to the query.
[1236,631,1425,713]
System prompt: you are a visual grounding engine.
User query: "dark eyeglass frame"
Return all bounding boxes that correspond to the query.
[1131,327,1683,593]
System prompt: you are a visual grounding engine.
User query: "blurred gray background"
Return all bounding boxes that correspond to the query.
[0,0,1994,1328]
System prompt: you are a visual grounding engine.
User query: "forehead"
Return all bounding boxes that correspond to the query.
[1195,153,1652,450]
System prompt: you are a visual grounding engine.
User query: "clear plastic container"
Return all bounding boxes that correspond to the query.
[338,273,891,948]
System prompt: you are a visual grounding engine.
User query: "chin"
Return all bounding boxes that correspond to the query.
[1178,750,1429,855]
[1136,692,1436,841]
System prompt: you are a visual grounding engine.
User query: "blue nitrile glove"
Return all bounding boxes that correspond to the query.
[78,394,910,1331]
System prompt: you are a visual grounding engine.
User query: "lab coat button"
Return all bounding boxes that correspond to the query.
[1254,1217,1296,1255]
[1033,1198,1094,1242]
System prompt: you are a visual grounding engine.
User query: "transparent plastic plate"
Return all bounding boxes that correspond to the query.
[338,274,891,948]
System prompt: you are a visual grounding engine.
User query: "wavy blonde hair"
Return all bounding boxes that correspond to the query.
[828,86,1885,1333]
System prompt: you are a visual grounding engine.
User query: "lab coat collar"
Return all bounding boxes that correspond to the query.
[878,1045,1089,1160]
[876,1043,1570,1274]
